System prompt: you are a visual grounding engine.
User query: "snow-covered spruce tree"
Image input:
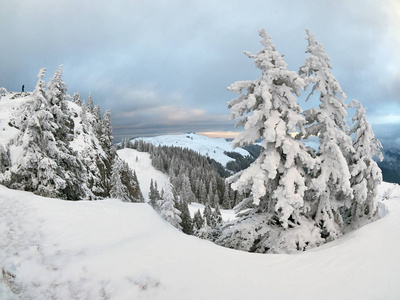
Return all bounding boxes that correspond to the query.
[299,30,354,240]
[0,145,10,173]
[149,179,161,210]
[193,209,205,233]
[78,96,114,198]
[86,93,94,113]
[100,109,117,192]
[46,65,91,199]
[177,197,193,235]
[217,29,317,253]
[110,158,143,202]
[347,99,383,225]
[157,184,182,230]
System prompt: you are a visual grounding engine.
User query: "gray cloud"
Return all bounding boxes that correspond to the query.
[0,0,399,145]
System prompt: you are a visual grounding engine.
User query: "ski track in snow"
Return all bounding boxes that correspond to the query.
[1,182,400,299]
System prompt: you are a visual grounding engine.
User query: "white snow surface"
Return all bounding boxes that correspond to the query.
[1,182,400,299]
[133,133,250,166]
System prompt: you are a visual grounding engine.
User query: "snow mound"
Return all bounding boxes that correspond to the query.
[134,133,250,166]
[1,183,400,299]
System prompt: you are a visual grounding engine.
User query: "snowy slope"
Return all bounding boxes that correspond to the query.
[117,148,170,202]
[134,133,250,166]
[1,182,400,299]
[118,148,235,221]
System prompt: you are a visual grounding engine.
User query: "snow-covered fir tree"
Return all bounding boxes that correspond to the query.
[218,29,316,253]
[149,179,161,210]
[348,99,383,225]
[110,159,143,202]
[299,30,355,240]
[156,184,182,230]
[193,209,205,233]
[86,93,94,113]
[177,197,193,235]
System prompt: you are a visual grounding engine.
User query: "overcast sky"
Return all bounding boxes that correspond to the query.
[1,0,399,147]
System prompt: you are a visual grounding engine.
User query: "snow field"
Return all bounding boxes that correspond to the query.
[1,183,400,299]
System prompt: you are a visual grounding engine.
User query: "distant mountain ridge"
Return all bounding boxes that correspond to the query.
[132,133,251,167]
[132,133,400,185]
[379,148,400,184]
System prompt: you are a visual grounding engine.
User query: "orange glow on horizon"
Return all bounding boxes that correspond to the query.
[197,131,240,139]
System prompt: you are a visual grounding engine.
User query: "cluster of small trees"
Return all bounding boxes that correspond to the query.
[217,30,383,253]
[0,66,142,202]
[148,178,224,239]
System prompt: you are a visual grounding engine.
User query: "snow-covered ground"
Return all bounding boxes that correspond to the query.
[134,133,250,166]
[1,182,400,299]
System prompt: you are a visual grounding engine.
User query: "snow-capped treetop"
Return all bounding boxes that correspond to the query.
[348,99,383,222]
[86,93,94,113]
[72,91,82,106]
[228,28,306,148]
[246,29,288,73]
[300,30,348,134]
[349,99,383,162]
[47,65,67,106]
[31,68,47,111]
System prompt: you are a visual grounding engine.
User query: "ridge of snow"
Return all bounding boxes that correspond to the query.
[133,133,250,166]
[0,182,399,299]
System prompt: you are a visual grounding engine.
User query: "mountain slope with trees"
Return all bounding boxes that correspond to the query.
[0,67,142,202]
